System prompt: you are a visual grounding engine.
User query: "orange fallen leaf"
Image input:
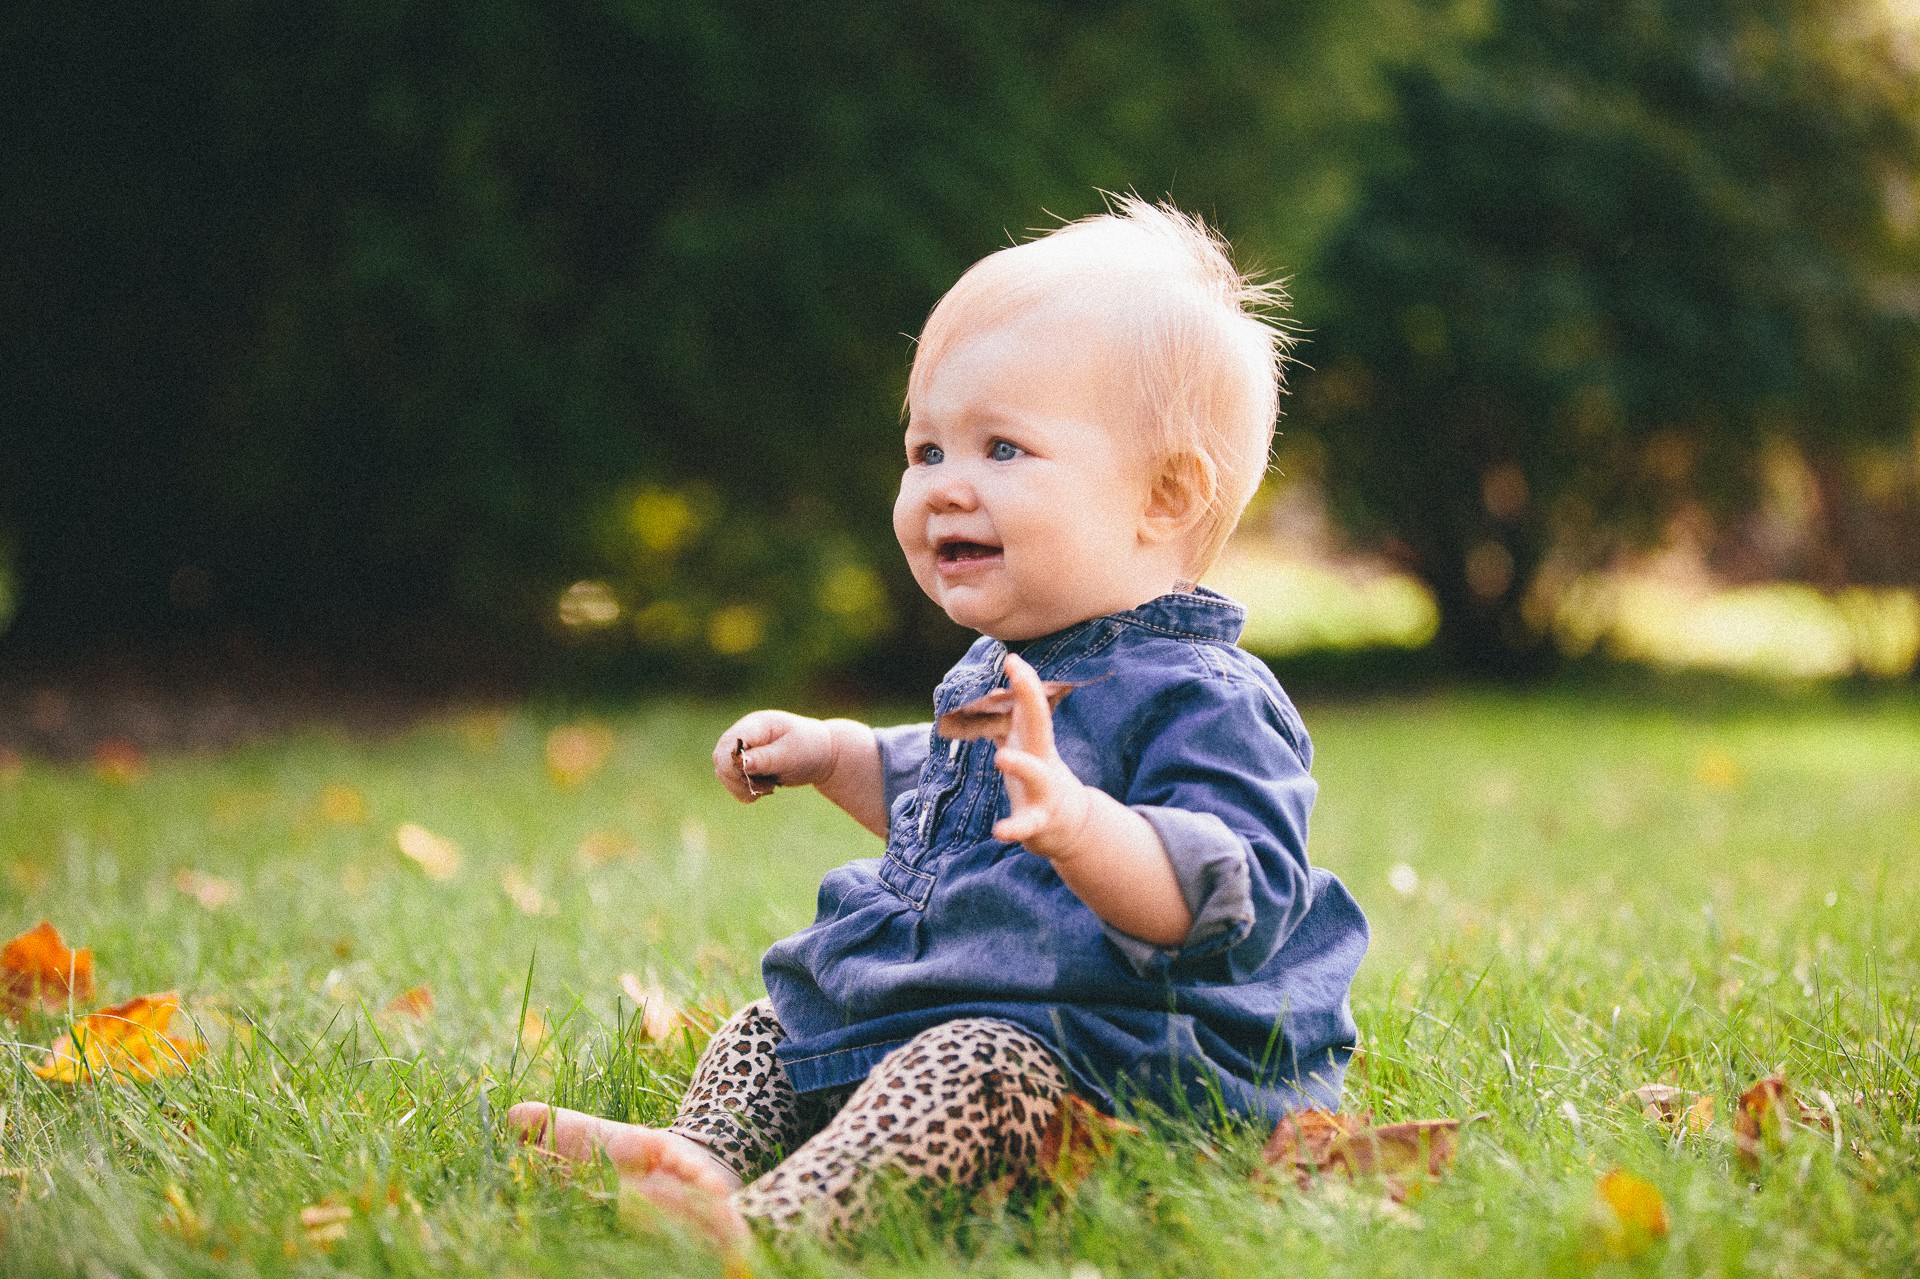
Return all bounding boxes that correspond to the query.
[1038,1095,1139,1188]
[618,970,687,1042]
[1618,1083,1714,1134]
[384,985,435,1020]
[93,739,147,784]
[1,920,96,1019]
[519,1010,548,1050]
[937,678,1101,744]
[173,869,236,910]
[545,722,614,788]
[298,1197,353,1250]
[319,783,367,825]
[395,823,461,881]
[1734,1076,1792,1169]
[1594,1167,1669,1259]
[1258,1109,1461,1202]
[33,991,205,1084]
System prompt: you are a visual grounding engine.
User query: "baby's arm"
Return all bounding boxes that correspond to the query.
[992,654,1194,947]
[712,713,889,838]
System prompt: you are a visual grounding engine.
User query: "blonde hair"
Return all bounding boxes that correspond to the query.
[907,196,1294,574]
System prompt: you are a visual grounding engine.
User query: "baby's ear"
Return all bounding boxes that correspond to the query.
[1141,452,1215,544]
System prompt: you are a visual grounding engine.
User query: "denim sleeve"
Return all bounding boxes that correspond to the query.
[1104,674,1316,983]
[871,722,933,822]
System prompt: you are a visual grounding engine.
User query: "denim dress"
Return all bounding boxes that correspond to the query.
[761,588,1369,1121]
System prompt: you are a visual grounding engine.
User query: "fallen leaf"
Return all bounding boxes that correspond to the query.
[1037,1095,1139,1188]
[577,830,640,867]
[519,1010,548,1050]
[1594,1167,1669,1259]
[1618,1083,1714,1134]
[159,1181,207,1245]
[1734,1076,1793,1169]
[0,747,23,781]
[384,985,435,1020]
[500,866,550,915]
[545,722,614,788]
[319,784,367,825]
[173,869,236,911]
[1258,1110,1461,1202]
[93,739,147,784]
[1,920,96,1019]
[298,1198,352,1251]
[936,677,1105,743]
[33,991,205,1084]
[395,823,461,881]
[618,970,686,1041]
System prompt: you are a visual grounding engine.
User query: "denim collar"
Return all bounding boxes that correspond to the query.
[998,586,1248,670]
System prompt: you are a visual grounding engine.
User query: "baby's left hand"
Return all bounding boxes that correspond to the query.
[992,653,1094,859]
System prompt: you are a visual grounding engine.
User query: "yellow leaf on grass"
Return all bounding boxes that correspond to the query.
[618,970,687,1042]
[1692,749,1741,790]
[395,823,461,881]
[1618,1083,1714,1134]
[384,984,435,1020]
[33,991,204,1084]
[577,830,640,868]
[519,1010,548,1049]
[501,866,550,916]
[1038,1095,1140,1188]
[298,1198,352,1251]
[1595,1167,1669,1259]
[1,920,96,1019]
[545,722,614,788]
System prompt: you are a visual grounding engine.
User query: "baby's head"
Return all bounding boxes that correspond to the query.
[896,197,1292,641]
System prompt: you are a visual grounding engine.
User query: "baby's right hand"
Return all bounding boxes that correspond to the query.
[711,711,839,803]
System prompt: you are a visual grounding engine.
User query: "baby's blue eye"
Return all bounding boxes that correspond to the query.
[917,444,945,466]
[989,439,1021,462]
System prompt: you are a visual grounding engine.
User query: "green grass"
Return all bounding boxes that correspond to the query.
[0,688,1916,1277]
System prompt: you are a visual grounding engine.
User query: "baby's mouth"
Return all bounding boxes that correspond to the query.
[936,540,1003,564]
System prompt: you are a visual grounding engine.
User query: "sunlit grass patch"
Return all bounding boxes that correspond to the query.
[0,690,1915,1276]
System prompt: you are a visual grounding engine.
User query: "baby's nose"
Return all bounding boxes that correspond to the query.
[926,469,978,511]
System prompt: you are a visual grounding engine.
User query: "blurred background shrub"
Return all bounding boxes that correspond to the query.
[3,0,1917,691]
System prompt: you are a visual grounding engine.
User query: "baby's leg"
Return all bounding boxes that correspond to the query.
[734,1017,1069,1233]
[509,998,809,1194]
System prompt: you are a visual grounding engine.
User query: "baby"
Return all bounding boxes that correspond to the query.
[512,198,1369,1238]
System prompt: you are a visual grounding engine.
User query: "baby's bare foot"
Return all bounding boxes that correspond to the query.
[619,1171,751,1248]
[507,1102,743,1194]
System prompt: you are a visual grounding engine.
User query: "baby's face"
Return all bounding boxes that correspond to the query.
[895,306,1182,641]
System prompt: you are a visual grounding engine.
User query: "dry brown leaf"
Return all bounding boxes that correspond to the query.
[173,869,236,911]
[1258,1109,1461,1202]
[618,970,687,1041]
[730,739,779,796]
[395,823,461,881]
[1618,1083,1714,1134]
[298,1198,353,1251]
[936,677,1104,743]
[545,722,614,788]
[1594,1167,1669,1259]
[1734,1076,1793,1169]
[1,920,95,1019]
[33,991,205,1084]
[384,985,435,1020]
[1037,1095,1139,1188]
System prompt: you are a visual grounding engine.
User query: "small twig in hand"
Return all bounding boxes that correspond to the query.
[732,739,780,798]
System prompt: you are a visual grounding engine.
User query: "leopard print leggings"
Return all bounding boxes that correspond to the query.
[668,999,1069,1232]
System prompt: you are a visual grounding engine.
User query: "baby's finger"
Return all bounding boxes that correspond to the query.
[1002,654,1057,759]
[994,810,1047,845]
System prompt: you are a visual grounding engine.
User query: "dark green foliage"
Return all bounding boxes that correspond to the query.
[0,0,1381,682]
[1299,0,1920,674]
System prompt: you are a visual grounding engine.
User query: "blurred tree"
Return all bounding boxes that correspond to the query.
[1297,0,1920,675]
[1,0,1397,687]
